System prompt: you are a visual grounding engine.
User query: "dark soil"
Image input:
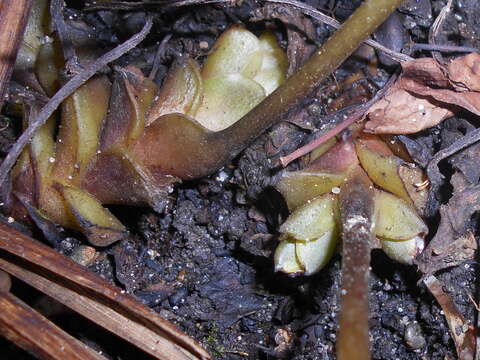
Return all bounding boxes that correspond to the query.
[1,0,479,359]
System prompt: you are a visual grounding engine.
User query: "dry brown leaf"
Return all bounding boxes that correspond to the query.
[365,54,480,134]
[365,89,453,134]
[424,275,476,360]
[448,53,480,91]
[416,184,479,276]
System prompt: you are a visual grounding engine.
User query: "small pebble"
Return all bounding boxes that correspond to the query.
[70,245,97,267]
[404,322,426,350]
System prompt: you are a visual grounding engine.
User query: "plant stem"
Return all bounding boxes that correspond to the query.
[338,167,375,360]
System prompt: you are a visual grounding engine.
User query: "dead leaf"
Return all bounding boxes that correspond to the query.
[416,184,479,275]
[365,89,453,134]
[365,54,480,134]
[448,53,480,91]
[424,275,476,360]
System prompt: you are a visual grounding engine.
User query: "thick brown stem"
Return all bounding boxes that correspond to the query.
[337,167,375,360]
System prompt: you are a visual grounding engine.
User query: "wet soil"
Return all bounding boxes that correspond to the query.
[1,0,479,359]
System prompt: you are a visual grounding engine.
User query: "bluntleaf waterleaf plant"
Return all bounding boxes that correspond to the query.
[6,0,405,251]
[274,133,428,276]
[7,26,288,246]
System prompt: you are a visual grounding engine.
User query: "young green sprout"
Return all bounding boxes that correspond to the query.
[274,134,428,275]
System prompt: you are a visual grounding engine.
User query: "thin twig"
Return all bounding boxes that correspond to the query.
[412,43,478,54]
[280,71,398,167]
[264,0,413,63]
[50,0,80,75]
[149,34,172,80]
[429,0,453,64]
[0,16,153,188]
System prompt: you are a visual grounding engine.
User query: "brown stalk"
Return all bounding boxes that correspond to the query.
[0,221,210,360]
[0,0,33,112]
[337,167,375,360]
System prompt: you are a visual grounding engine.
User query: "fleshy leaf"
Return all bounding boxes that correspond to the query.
[274,237,303,275]
[14,0,50,92]
[100,67,156,151]
[295,230,338,275]
[193,74,266,131]
[380,236,424,265]
[202,25,261,79]
[253,31,288,95]
[355,134,413,204]
[279,194,338,241]
[62,185,127,247]
[52,75,111,182]
[83,148,177,212]
[147,57,203,125]
[374,189,427,241]
[35,41,63,96]
[276,139,358,210]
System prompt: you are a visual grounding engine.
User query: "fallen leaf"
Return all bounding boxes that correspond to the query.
[365,89,453,137]
[424,275,476,360]
[448,53,480,91]
[365,54,480,134]
[416,183,479,275]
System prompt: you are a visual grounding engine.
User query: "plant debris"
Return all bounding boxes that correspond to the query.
[1,0,480,359]
[365,53,480,134]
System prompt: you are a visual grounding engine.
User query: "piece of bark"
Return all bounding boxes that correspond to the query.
[0,0,33,112]
[0,291,107,360]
